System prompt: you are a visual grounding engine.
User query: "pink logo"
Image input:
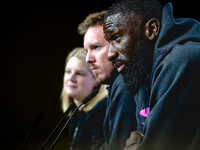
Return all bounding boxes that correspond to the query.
[139,107,150,117]
[140,107,150,125]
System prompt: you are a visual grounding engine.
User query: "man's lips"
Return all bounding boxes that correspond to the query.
[114,62,126,73]
[91,66,98,73]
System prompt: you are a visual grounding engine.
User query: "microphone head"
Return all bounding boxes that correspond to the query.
[82,89,99,104]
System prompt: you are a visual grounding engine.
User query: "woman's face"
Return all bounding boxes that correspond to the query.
[64,57,98,102]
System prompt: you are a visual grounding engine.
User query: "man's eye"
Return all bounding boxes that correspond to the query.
[112,34,121,41]
[93,46,100,50]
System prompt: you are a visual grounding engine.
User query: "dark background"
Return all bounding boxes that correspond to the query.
[0,1,198,150]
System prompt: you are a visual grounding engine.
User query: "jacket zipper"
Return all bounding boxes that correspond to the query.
[70,127,79,150]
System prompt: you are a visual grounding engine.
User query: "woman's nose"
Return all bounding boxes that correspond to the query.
[69,73,76,82]
[107,47,119,61]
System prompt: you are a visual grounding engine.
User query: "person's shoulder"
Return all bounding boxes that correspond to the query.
[152,41,200,86]
[177,41,200,53]
[90,97,107,112]
[164,41,200,67]
[87,97,107,121]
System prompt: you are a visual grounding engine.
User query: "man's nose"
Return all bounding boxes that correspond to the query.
[107,47,119,61]
[86,51,95,64]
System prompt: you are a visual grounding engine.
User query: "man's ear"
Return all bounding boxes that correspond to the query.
[144,18,160,41]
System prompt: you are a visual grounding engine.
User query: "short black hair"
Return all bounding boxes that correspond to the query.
[104,0,163,24]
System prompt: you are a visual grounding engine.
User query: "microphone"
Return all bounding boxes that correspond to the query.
[19,113,44,150]
[50,89,99,150]
[82,89,99,104]
[39,104,76,150]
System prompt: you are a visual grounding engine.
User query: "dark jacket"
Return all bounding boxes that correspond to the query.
[103,70,137,150]
[136,3,200,150]
[68,98,107,150]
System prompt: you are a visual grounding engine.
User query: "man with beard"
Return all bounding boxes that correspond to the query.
[103,0,200,150]
[78,11,137,150]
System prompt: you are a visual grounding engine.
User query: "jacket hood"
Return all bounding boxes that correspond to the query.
[152,3,200,74]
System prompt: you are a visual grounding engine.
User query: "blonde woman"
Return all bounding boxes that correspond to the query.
[61,47,108,150]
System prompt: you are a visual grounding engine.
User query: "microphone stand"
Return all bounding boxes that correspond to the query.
[49,89,99,150]
[19,113,44,150]
[39,104,76,150]
[49,103,83,150]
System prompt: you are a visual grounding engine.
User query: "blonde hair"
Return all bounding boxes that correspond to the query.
[78,10,107,35]
[61,47,108,114]
[65,47,91,74]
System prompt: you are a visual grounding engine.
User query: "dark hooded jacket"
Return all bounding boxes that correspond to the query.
[135,3,200,150]
[103,70,137,150]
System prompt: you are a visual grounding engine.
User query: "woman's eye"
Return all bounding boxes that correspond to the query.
[77,72,84,76]
[65,70,71,74]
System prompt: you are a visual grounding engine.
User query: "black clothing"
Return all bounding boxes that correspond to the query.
[68,98,107,150]
[136,3,200,150]
[103,70,137,150]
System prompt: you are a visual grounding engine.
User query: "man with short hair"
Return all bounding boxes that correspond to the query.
[78,11,137,150]
[103,0,200,150]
